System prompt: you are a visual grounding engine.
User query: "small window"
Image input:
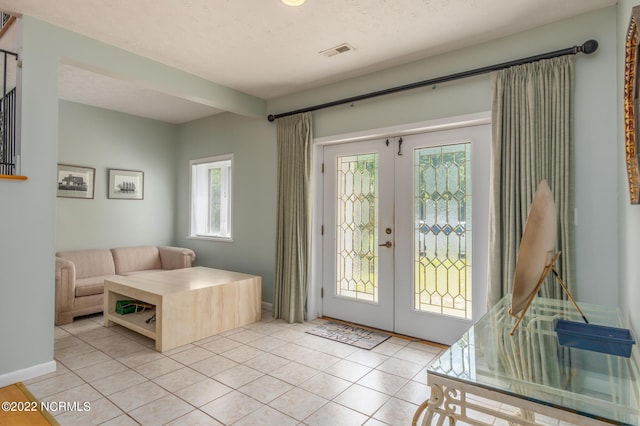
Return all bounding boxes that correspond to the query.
[189,154,233,240]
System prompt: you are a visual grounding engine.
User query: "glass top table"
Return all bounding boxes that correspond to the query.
[415,295,640,425]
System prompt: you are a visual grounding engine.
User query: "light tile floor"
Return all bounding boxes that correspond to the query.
[24,311,442,425]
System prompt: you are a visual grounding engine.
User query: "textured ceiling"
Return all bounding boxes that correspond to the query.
[0,0,617,123]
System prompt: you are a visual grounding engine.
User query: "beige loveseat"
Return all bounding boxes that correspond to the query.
[55,246,196,325]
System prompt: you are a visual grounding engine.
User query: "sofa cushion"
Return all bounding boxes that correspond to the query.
[158,246,196,269]
[57,249,116,279]
[121,269,164,277]
[111,246,162,275]
[75,275,120,297]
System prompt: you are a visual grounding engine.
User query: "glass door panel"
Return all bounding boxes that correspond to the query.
[395,125,489,345]
[322,139,394,331]
[414,143,472,319]
[336,153,378,302]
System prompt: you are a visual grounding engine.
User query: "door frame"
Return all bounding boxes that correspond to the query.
[307,111,491,321]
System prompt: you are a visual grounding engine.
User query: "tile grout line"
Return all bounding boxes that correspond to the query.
[38,313,433,425]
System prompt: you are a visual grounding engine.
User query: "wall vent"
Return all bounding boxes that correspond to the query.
[320,43,354,57]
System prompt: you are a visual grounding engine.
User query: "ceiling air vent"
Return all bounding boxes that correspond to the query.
[320,43,354,57]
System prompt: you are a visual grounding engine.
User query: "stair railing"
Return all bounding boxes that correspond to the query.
[0,86,16,175]
[0,11,19,176]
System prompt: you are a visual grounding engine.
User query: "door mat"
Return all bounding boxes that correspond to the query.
[305,321,391,350]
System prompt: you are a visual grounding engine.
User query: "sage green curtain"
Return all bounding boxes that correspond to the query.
[273,113,312,323]
[487,56,575,307]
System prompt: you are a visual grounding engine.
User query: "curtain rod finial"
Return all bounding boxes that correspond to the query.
[268,114,276,122]
[580,40,598,55]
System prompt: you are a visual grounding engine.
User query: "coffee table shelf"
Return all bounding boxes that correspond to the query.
[105,294,156,340]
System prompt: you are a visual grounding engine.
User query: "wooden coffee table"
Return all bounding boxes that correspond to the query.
[103,266,261,352]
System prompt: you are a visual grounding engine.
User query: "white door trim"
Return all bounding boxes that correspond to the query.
[314,111,491,146]
[308,111,491,321]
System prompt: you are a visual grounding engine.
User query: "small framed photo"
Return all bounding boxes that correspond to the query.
[108,169,144,200]
[57,164,95,199]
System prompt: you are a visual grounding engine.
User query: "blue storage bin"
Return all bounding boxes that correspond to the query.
[553,319,636,358]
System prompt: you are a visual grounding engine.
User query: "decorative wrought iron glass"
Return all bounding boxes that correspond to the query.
[335,153,378,302]
[414,143,472,318]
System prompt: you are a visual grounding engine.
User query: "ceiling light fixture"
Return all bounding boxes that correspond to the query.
[282,0,305,6]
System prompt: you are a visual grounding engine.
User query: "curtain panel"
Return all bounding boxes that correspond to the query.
[273,113,312,323]
[487,56,575,308]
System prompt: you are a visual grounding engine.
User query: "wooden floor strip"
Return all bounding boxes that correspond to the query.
[0,382,58,425]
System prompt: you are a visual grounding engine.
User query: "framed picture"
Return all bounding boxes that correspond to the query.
[624,5,640,204]
[108,169,144,200]
[57,164,95,199]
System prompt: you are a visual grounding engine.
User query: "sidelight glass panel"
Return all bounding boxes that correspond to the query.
[414,143,471,318]
[336,153,378,302]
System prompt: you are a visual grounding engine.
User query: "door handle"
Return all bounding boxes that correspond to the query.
[378,241,392,248]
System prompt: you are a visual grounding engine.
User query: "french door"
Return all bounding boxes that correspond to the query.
[322,139,395,331]
[322,124,490,345]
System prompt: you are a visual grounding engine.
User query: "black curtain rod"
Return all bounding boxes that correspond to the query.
[267,39,598,122]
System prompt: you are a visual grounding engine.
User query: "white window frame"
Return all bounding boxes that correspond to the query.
[189,154,233,241]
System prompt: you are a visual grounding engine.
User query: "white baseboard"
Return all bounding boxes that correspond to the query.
[0,360,57,388]
[261,301,272,312]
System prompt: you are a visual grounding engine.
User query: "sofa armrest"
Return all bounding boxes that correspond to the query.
[158,246,196,270]
[55,256,76,313]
